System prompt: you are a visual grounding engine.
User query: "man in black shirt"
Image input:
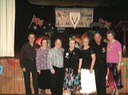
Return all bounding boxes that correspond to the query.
[20,33,40,95]
[90,32,107,95]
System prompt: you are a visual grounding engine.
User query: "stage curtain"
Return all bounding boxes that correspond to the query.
[0,0,15,57]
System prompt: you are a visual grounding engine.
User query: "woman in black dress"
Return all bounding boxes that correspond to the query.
[63,39,82,95]
[80,37,96,95]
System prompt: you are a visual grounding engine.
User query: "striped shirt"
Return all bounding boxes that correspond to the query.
[47,47,64,70]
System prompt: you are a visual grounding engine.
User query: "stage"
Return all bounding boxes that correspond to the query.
[0,58,128,94]
[0,93,128,95]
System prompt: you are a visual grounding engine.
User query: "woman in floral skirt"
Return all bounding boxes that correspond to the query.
[106,30,123,95]
[63,39,82,95]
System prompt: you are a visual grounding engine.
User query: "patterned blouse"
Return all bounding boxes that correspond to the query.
[36,47,50,71]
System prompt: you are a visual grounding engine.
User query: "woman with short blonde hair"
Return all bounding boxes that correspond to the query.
[80,37,96,95]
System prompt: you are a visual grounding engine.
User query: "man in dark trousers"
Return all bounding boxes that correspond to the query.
[90,32,107,95]
[47,38,64,95]
[20,33,40,95]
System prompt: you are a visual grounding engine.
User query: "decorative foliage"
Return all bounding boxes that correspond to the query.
[69,36,82,49]
[99,18,111,30]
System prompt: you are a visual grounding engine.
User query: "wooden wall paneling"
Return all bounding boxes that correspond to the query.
[7,61,15,94]
[120,58,128,93]
[120,58,126,92]
[0,60,2,93]
[1,59,7,93]
[14,59,23,94]
[124,58,128,93]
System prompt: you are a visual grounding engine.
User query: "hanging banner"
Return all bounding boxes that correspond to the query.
[69,12,80,29]
[55,8,93,28]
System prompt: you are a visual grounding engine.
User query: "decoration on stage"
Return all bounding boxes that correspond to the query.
[35,36,51,47]
[0,65,3,75]
[81,30,96,41]
[69,36,82,49]
[7,59,20,67]
[46,31,54,37]
[99,18,111,30]
[28,15,44,29]
[69,12,80,29]
[55,8,93,28]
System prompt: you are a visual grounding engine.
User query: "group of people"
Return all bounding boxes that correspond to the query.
[20,30,123,95]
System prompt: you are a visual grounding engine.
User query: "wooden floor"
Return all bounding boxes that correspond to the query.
[0,58,128,94]
[0,93,128,95]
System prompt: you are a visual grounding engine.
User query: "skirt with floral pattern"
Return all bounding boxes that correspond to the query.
[63,68,81,91]
[107,63,123,89]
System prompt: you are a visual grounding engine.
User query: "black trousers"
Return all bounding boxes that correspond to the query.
[50,66,64,95]
[23,60,38,95]
[38,70,51,89]
[95,65,107,95]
